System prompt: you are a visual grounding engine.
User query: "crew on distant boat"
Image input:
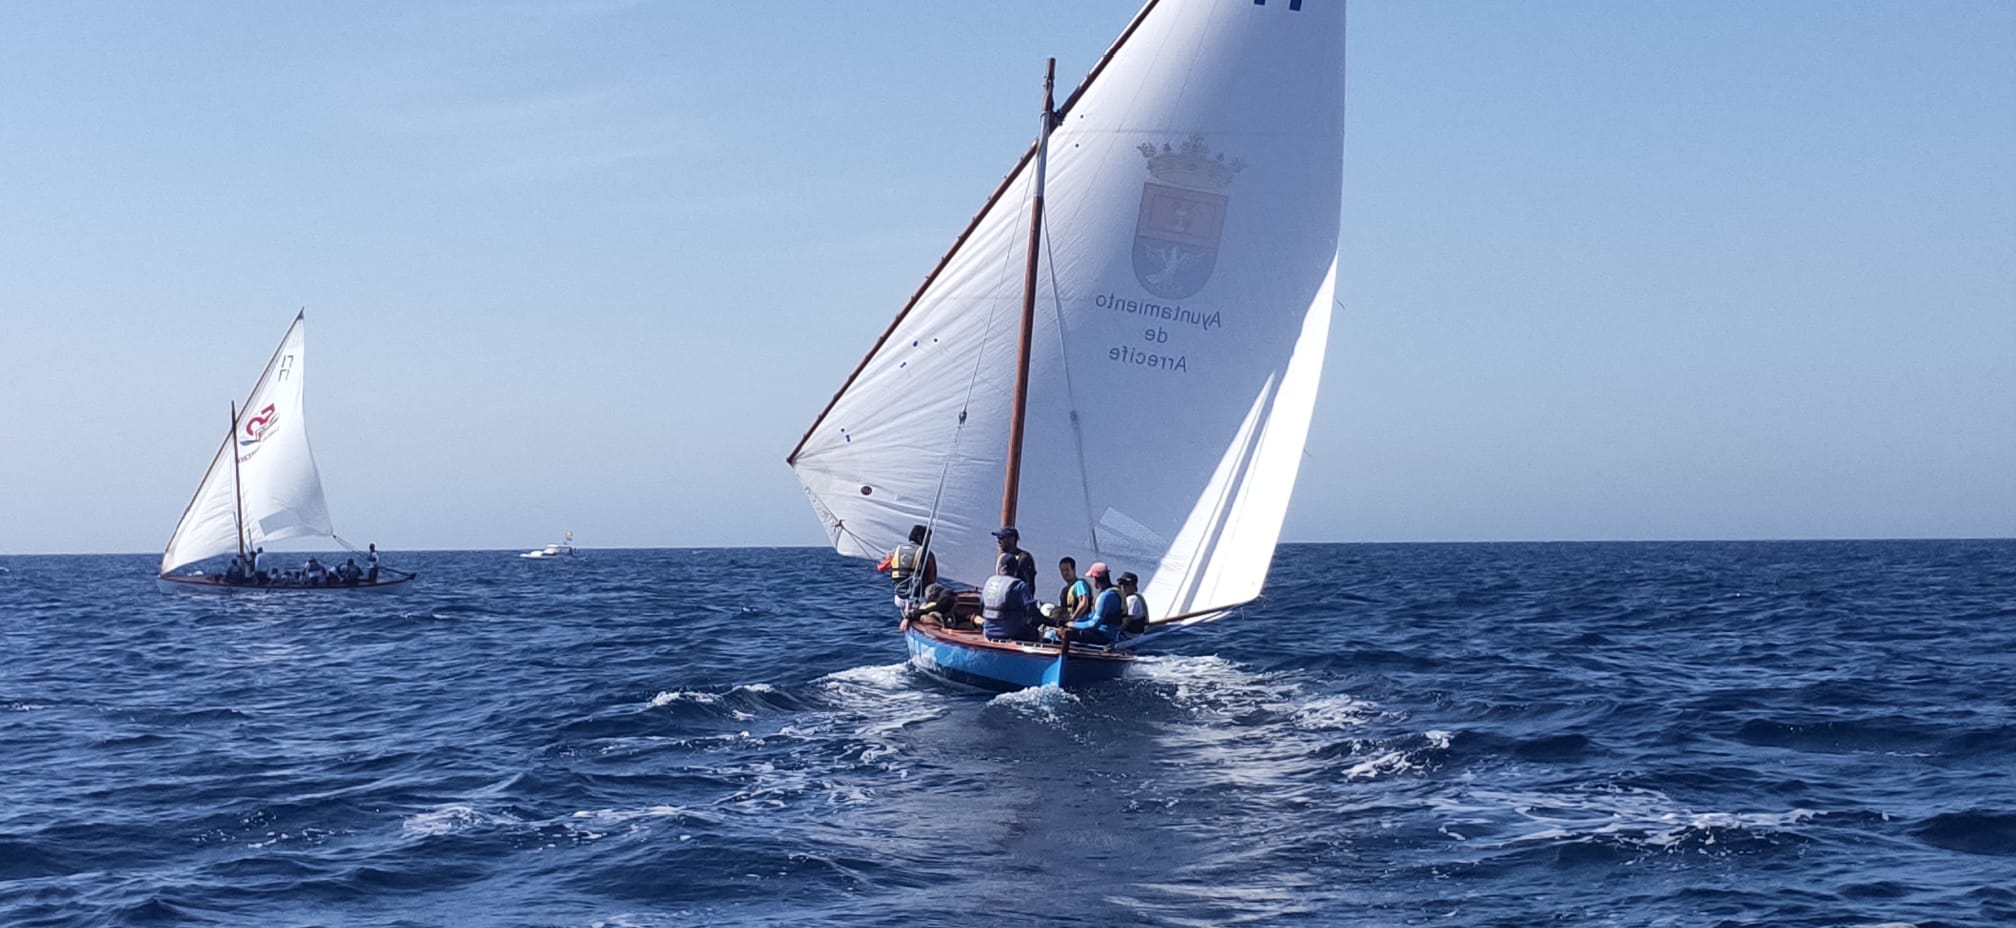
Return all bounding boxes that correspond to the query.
[338,558,362,585]
[981,554,1040,642]
[304,557,328,584]
[366,544,379,582]
[993,526,1037,588]
[877,524,939,605]
[1118,571,1150,633]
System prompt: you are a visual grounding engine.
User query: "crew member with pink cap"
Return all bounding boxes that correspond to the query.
[1067,562,1127,645]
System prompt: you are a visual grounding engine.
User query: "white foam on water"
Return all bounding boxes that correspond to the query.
[588,916,673,928]
[400,803,521,837]
[1291,693,1379,730]
[246,826,336,849]
[1133,654,1387,722]
[1345,749,1421,780]
[817,662,914,691]
[654,663,951,814]
[569,805,701,826]
[1428,783,1818,851]
[1129,653,1438,784]
[647,682,779,709]
[986,682,1083,723]
[1131,653,1272,690]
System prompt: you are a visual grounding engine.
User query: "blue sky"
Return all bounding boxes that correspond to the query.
[2,1,2010,555]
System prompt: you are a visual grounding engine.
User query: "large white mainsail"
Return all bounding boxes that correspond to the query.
[790,0,1343,619]
[160,313,332,575]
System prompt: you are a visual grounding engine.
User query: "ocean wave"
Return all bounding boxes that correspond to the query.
[6,542,2013,927]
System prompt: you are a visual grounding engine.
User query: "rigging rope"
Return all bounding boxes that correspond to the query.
[331,533,414,579]
[1040,217,1101,558]
[912,152,1043,587]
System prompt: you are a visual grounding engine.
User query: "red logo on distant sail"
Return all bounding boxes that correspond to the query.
[239,403,277,458]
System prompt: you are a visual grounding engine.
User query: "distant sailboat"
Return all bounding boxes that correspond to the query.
[157,312,414,592]
[788,0,1343,689]
[521,532,576,559]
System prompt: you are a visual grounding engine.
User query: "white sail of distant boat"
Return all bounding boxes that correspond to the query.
[158,312,412,592]
[790,0,1342,630]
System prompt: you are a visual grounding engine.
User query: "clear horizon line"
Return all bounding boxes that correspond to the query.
[7,535,2013,559]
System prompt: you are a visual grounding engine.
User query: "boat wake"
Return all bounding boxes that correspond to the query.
[1424,782,1821,863]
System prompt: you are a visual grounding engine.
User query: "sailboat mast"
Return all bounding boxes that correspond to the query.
[1000,57,1057,529]
[228,401,247,561]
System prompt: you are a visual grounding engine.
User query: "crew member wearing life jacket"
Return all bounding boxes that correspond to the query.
[1057,557,1093,623]
[1068,562,1126,646]
[981,554,1039,642]
[1118,571,1150,634]
[877,524,939,606]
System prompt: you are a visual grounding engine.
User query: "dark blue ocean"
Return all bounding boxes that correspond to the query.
[2,541,2012,927]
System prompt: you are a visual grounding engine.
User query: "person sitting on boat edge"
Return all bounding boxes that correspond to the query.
[1065,562,1125,646]
[992,526,1037,589]
[908,582,961,628]
[338,558,363,585]
[981,554,1040,643]
[223,555,249,584]
[877,524,938,606]
[305,556,328,585]
[1118,571,1150,634]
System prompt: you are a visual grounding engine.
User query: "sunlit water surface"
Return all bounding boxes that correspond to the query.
[1,541,2011,927]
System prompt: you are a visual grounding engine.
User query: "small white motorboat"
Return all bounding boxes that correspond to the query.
[521,532,575,559]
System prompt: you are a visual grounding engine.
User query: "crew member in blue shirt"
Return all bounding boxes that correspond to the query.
[1068,562,1126,646]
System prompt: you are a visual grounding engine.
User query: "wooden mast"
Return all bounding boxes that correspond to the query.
[229,401,247,562]
[1000,58,1056,530]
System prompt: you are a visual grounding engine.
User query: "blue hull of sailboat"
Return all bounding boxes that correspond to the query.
[903,624,1130,692]
[155,574,417,594]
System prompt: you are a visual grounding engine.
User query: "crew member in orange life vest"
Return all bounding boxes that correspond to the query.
[877,524,938,605]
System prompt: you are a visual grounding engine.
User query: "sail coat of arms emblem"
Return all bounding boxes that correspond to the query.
[1133,135,1244,300]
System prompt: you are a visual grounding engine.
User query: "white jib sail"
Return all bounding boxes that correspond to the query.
[160,314,333,574]
[790,0,1344,617]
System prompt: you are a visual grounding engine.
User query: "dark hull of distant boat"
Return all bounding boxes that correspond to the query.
[902,618,1131,692]
[154,574,417,594]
